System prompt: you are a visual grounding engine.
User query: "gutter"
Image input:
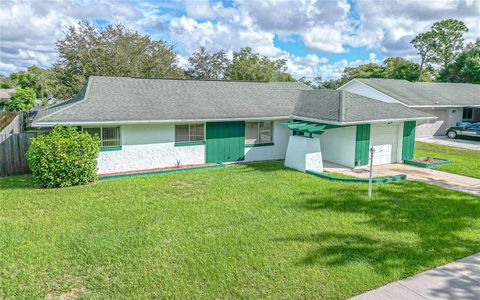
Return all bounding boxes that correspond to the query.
[290,115,437,126]
[408,105,480,108]
[31,116,292,127]
[33,114,438,128]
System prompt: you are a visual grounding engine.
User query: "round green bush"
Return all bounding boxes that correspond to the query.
[26,126,100,188]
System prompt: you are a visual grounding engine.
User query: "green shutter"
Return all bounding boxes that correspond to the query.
[402,121,416,160]
[354,124,370,166]
[206,122,245,163]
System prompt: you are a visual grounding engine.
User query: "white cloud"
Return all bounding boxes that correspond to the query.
[1,0,479,80]
[0,0,148,74]
[237,0,351,53]
[168,15,281,57]
[351,0,480,56]
[303,26,347,53]
[184,0,216,19]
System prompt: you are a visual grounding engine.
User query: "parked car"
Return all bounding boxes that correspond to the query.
[446,122,480,139]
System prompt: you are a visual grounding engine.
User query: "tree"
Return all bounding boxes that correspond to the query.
[318,79,344,89]
[6,88,36,111]
[225,47,295,81]
[411,19,468,76]
[0,81,12,88]
[438,39,480,83]
[383,57,421,81]
[9,66,57,99]
[312,57,422,89]
[54,21,184,99]
[187,47,230,80]
[298,76,322,88]
[430,19,468,68]
[411,31,436,78]
[342,63,386,80]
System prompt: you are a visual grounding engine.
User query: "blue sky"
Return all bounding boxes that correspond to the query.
[1,0,479,79]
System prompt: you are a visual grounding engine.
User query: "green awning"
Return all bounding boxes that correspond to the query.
[282,121,340,135]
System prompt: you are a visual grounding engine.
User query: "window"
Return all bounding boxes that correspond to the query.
[175,123,205,144]
[83,127,121,149]
[463,108,473,120]
[245,121,273,145]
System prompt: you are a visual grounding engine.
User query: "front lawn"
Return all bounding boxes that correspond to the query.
[415,141,480,178]
[1,161,479,299]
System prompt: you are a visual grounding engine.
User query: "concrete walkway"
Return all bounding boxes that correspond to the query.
[323,162,480,196]
[351,253,480,300]
[417,136,480,151]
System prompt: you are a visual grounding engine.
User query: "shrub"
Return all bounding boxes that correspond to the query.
[26,126,100,188]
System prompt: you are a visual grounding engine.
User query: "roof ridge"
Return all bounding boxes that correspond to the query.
[35,77,92,123]
[92,75,277,83]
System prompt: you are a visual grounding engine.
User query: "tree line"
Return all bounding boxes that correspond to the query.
[1,18,478,111]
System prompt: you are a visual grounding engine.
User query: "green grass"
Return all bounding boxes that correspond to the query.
[415,141,480,178]
[1,161,479,299]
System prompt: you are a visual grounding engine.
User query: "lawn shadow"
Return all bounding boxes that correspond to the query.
[276,180,480,277]
[417,266,480,299]
[233,160,286,173]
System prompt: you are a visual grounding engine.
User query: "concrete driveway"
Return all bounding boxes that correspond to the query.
[351,253,480,300]
[417,136,480,151]
[323,162,480,196]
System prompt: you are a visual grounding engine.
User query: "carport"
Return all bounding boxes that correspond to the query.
[281,119,417,173]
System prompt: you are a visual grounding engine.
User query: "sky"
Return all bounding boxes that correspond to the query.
[0,0,479,80]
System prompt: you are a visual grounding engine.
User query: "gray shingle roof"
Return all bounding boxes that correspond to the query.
[355,78,480,107]
[293,90,434,124]
[33,76,435,126]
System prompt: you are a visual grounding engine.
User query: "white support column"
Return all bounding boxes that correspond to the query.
[284,135,323,172]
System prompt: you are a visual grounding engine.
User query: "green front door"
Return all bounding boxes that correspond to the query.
[206,121,245,163]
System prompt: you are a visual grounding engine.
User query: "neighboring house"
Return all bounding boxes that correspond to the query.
[338,79,480,138]
[0,89,15,112]
[32,76,434,174]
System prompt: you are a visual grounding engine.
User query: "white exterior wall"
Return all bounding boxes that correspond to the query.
[318,126,356,168]
[415,108,462,138]
[285,136,323,172]
[96,120,292,174]
[448,108,463,127]
[243,120,291,162]
[97,124,205,174]
[339,80,401,103]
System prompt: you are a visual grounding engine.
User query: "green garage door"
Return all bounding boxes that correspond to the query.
[206,121,245,163]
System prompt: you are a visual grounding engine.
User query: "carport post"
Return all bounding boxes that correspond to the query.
[368,147,376,198]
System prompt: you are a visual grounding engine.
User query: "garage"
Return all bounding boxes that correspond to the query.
[370,123,401,165]
[415,109,447,138]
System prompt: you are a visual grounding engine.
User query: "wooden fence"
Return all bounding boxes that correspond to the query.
[0,132,40,176]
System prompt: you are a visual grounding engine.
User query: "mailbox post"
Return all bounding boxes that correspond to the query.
[368,147,376,198]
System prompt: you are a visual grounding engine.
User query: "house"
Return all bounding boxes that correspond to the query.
[338,79,480,138]
[32,76,435,174]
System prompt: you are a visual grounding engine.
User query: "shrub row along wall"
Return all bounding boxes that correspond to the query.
[0,132,39,176]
